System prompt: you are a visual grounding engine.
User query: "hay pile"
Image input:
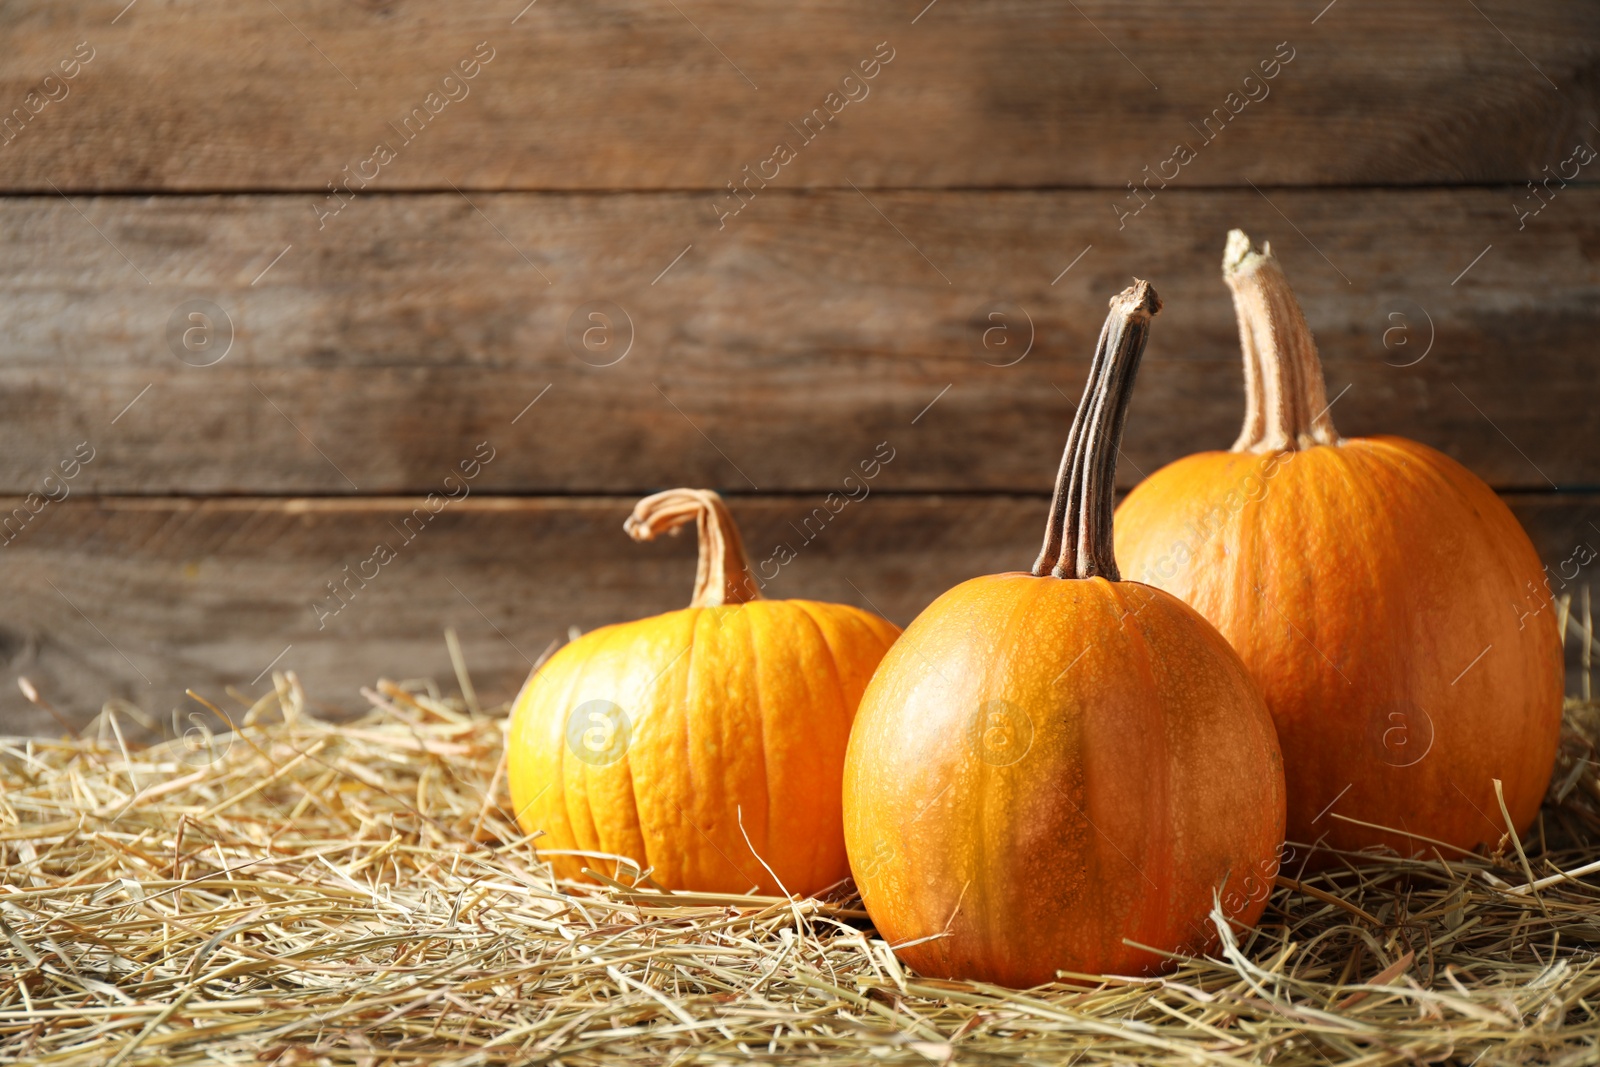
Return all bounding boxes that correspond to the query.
[3,671,1600,1066]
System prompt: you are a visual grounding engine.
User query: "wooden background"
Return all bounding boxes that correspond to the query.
[1,0,1597,734]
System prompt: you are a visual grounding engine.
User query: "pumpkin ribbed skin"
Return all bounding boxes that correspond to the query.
[843,283,1286,988]
[509,598,900,895]
[843,573,1285,987]
[1114,436,1563,855]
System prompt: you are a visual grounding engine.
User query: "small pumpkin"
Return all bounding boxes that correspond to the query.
[1114,231,1563,858]
[508,488,901,895]
[843,283,1286,987]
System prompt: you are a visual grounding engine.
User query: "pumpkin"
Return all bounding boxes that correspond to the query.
[1114,231,1563,859]
[842,283,1286,988]
[507,488,901,895]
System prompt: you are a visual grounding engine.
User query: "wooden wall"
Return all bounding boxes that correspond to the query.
[1,1,1597,733]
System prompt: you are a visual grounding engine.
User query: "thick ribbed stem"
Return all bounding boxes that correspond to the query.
[624,489,762,607]
[1032,281,1162,580]
[1224,229,1340,453]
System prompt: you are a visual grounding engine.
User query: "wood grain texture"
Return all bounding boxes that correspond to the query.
[1,493,1594,736]
[1,188,1595,495]
[1,1,1596,191]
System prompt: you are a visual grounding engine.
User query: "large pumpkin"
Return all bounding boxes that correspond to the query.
[508,489,901,895]
[1114,231,1563,859]
[843,283,1285,988]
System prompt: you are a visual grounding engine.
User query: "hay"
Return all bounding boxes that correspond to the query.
[3,670,1600,1066]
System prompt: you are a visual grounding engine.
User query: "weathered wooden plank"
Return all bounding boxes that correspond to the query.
[1,493,1594,737]
[1,1,1596,190]
[1,188,1595,494]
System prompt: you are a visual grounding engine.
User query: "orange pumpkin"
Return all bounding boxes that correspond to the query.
[508,488,900,895]
[1114,231,1563,859]
[843,283,1285,987]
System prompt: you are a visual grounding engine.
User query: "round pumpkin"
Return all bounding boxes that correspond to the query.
[843,283,1286,987]
[508,488,900,895]
[1114,231,1563,859]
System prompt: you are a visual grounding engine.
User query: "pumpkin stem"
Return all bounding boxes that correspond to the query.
[625,488,763,608]
[1224,229,1341,453]
[1032,281,1162,581]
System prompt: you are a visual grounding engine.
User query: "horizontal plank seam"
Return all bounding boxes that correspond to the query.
[2,488,1590,504]
[5,182,1600,198]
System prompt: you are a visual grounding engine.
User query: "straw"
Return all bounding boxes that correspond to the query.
[3,666,1600,1064]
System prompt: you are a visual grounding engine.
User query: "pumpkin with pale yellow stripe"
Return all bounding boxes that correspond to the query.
[507,488,900,895]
